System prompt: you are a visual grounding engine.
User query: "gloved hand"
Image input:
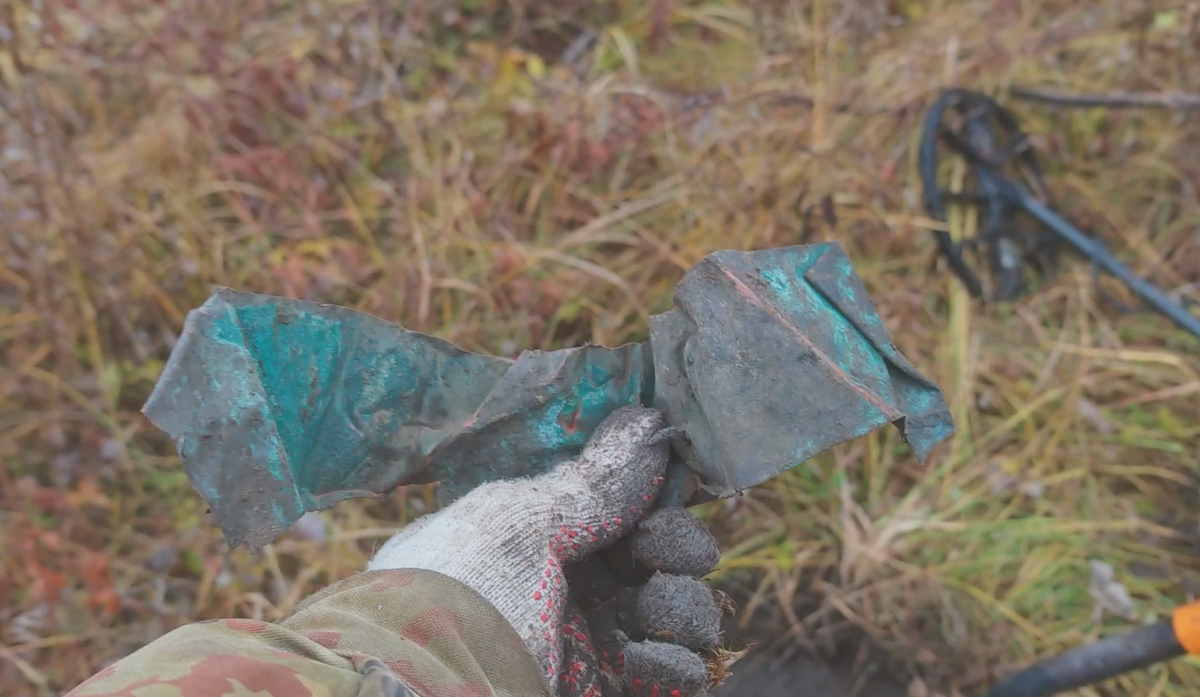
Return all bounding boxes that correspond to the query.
[563,506,726,697]
[367,406,725,697]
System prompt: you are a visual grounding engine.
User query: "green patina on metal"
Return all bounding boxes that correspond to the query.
[143,242,956,549]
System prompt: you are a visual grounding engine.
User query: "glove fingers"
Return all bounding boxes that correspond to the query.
[624,509,726,695]
[629,508,720,578]
[582,573,721,695]
[636,573,722,652]
[566,450,725,697]
[623,640,710,697]
[575,505,720,613]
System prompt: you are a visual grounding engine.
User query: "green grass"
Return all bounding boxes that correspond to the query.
[2,1,1199,695]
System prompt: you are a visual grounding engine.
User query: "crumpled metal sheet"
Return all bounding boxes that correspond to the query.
[651,243,954,499]
[142,289,649,549]
[143,243,954,550]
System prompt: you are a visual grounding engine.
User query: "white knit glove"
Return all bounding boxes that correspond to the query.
[367,405,676,688]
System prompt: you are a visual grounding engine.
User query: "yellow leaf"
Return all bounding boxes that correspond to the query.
[773,539,793,572]
[0,53,19,87]
[66,479,112,511]
[1152,12,1178,31]
[900,1,923,19]
[295,239,333,259]
[99,363,122,407]
[525,53,546,79]
[184,75,221,99]
[496,49,519,91]
[464,40,495,60]
[287,34,318,61]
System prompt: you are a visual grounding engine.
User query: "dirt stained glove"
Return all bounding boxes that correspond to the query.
[367,405,700,694]
[564,507,726,697]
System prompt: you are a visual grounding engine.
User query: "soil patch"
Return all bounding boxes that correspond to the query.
[711,576,909,697]
[714,651,907,697]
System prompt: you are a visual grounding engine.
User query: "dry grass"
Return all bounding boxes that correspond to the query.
[2,1,1200,695]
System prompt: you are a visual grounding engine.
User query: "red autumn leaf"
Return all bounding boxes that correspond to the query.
[79,551,112,589]
[34,528,62,552]
[30,564,66,608]
[585,140,610,170]
[88,587,121,615]
[29,486,69,515]
[66,478,113,511]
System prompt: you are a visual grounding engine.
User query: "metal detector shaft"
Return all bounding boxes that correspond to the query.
[1017,193,1200,341]
[979,619,1184,697]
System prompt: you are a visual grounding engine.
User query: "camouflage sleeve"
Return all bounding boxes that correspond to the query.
[65,568,552,697]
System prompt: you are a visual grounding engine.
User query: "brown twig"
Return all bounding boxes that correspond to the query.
[1009,86,1200,109]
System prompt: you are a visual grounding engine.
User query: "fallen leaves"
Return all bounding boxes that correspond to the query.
[2,478,117,617]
